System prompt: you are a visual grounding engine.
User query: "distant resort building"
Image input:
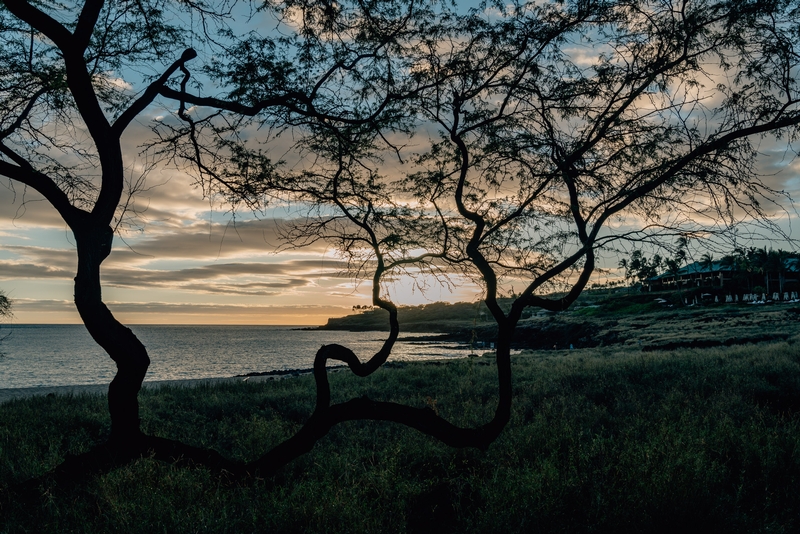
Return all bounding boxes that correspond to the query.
[646,258,800,299]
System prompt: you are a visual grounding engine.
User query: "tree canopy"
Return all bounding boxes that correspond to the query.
[0,290,9,318]
[167,0,800,308]
[1,0,800,477]
[163,0,800,458]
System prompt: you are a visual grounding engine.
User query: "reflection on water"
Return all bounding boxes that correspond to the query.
[0,324,469,389]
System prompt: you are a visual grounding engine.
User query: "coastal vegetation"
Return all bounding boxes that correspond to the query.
[2,336,799,532]
[322,292,800,352]
[1,0,800,494]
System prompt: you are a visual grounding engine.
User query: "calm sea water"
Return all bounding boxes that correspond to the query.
[0,325,467,389]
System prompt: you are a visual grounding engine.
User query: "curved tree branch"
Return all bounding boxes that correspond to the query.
[112,48,198,137]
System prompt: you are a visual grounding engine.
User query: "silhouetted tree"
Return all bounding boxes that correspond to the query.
[0,0,440,469]
[0,0,194,442]
[2,0,800,478]
[0,290,8,354]
[663,238,688,288]
[699,253,716,286]
[161,0,800,471]
[758,248,793,297]
[0,0,410,448]
[746,247,787,296]
[0,290,9,318]
[620,250,662,287]
[720,248,752,295]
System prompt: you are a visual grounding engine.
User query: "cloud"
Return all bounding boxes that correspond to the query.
[0,246,353,296]
[109,214,344,263]
[2,245,77,267]
[7,297,354,325]
[0,262,74,280]
[103,259,350,287]
[111,221,282,261]
[0,183,71,229]
[9,298,73,311]
[178,280,309,296]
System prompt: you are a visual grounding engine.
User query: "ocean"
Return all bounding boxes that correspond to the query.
[0,324,468,389]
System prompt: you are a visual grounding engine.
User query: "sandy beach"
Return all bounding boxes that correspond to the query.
[0,374,284,404]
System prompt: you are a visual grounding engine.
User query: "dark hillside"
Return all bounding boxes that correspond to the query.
[318,300,507,333]
[319,293,800,351]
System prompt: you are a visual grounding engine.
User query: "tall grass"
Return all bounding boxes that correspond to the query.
[2,342,800,533]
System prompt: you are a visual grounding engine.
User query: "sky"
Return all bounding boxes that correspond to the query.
[1,1,799,325]
[3,121,798,325]
[0,1,488,325]
[0,140,478,325]
[0,175,480,325]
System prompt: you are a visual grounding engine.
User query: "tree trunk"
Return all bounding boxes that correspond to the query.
[488,321,513,437]
[73,224,150,444]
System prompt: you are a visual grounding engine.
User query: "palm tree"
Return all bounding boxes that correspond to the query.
[766,249,792,298]
[747,247,770,295]
[745,248,793,298]
[700,253,715,286]
[618,258,630,288]
[720,248,750,296]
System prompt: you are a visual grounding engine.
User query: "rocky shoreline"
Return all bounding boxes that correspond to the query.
[322,304,800,352]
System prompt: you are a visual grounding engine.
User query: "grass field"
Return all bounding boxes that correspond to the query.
[2,336,800,533]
